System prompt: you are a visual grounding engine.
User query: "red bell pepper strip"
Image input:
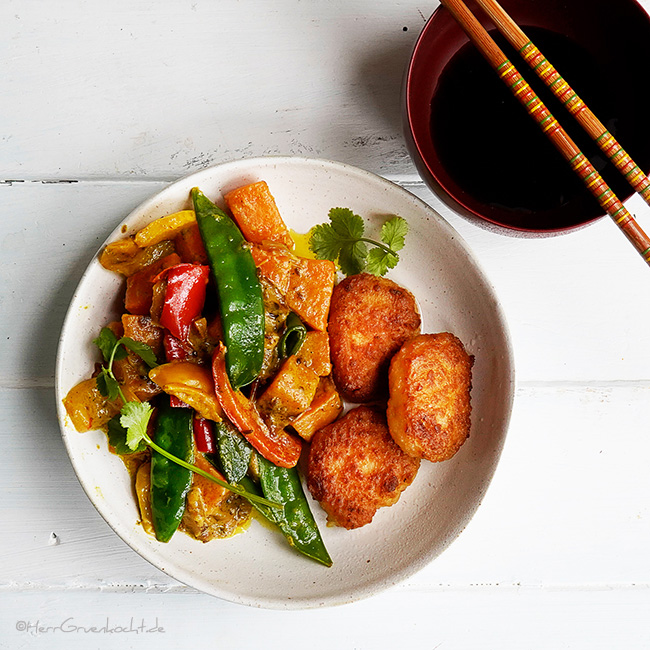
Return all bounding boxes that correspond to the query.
[157,263,210,341]
[193,416,216,453]
[125,253,182,315]
[163,332,193,408]
[212,344,302,468]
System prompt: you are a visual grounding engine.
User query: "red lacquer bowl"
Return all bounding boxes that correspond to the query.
[403,0,650,232]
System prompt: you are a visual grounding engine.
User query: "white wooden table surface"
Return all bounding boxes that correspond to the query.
[2,1,650,648]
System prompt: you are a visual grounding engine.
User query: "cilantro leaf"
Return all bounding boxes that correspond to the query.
[119,337,158,368]
[107,415,146,454]
[93,327,127,364]
[366,247,399,276]
[380,216,408,252]
[120,401,154,451]
[338,240,367,276]
[309,207,409,277]
[96,369,121,401]
[329,207,365,239]
[309,223,342,262]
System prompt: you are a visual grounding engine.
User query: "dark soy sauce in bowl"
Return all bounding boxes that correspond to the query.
[403,0,650,232]
[430,27,625,230]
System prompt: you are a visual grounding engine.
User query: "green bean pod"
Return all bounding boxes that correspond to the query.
[150,402,194,543]
[191,187,264,389]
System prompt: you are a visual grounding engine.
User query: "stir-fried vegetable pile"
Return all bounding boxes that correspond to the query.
[63,181,340,566]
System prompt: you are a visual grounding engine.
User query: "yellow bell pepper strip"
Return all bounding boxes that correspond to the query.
[100,238,175,277]
[134,210,196,248]
[212,344,302,468]
[192,187,264,389]
[148,361,223,422]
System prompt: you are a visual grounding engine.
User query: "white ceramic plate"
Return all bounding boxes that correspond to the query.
[55,156,514,609]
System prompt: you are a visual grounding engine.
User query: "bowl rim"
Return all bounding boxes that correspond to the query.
[55,155,516,608]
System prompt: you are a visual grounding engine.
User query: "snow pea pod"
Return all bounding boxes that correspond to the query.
[213,421,252,484]
[209,428,331,566]
[150,401,194,542]
[278,311,307,359]
[191,187,264,389]
[256,454,332,567]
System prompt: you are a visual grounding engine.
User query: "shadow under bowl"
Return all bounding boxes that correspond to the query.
[404,0,650,233]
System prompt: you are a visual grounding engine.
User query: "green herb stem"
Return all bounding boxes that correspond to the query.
[357,237,398,257]
[144,433,282,509]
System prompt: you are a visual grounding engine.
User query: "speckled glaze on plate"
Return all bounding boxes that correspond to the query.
[55,157,514,609]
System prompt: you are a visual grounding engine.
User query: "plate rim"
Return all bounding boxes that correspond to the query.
[55,155,516,609]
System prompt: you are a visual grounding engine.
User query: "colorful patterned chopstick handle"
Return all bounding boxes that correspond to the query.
[519,41,650,204]
[473,0,650,206]
[497,59,650,262]
[439,0,650,265]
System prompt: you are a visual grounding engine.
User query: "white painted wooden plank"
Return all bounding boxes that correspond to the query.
[3,384,649,591]
[1,587,649,649]
[2,181,650,385]
[0,181,167,385]
[0,0,427,181]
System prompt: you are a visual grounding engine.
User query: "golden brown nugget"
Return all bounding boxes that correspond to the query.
[387,333,473,462]
[307,406,420,529]
[328,273,420,403]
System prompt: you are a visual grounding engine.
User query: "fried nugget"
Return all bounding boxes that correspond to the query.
[307,405,420,529]
[328,273,420,403]
[387,333,473,462]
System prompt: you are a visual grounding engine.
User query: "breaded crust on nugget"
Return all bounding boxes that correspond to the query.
[307,406,420,529]
[328,273,420,403]
[387,333,472,462]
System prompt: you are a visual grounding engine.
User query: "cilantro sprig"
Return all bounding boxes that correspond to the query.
[93,327,158,401]
[93,329,281,510]
[309,207,409,276]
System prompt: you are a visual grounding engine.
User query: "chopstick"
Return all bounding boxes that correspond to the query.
[473,0,650,207]
[439,0,650,266]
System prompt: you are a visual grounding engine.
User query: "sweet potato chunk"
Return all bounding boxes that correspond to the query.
[387,333,473,462]
[296,331,331,376]
[290,377,342,441]
[328,273,420,402]
[285,257,336,331]
[174,222,208,264]
[256,355,320,430]
[307,406,419,529]
[250,241,296,295]
[225,181,293,248]
[121,314,164,358]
